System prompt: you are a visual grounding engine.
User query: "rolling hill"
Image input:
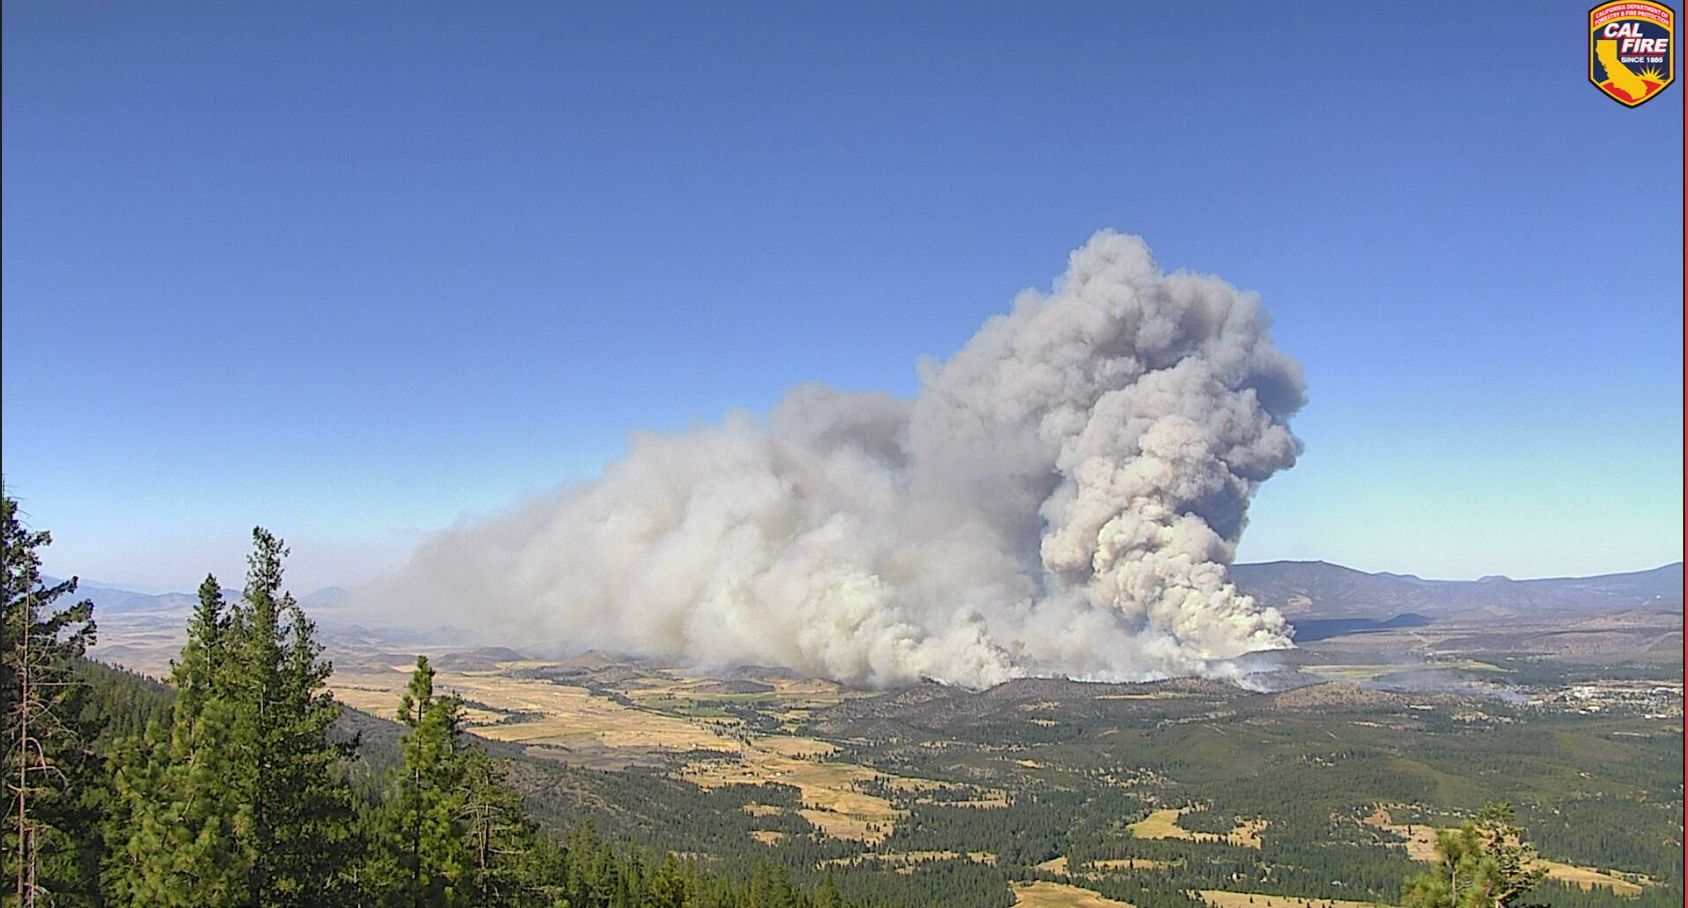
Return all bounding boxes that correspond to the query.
[1230,560,1683,619]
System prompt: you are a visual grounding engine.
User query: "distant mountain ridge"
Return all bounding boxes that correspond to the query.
[55,560,1684,626]
[1230,560,1683,620]
[42,577,346,614]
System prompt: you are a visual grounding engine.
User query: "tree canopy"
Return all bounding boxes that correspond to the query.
[4,493,100,906]
[1403,802,1547,908]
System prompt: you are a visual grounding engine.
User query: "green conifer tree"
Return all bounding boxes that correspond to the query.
[385,655,472,907]
[105,576,246,906]
[459,747,540,906]
[813,873,843,908]
[106,528,353,907]
[1402,803,1547,908]
[231,529,355,906]
[2,494,100,906]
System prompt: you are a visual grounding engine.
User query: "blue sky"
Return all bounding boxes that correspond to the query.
[3,1,1681,592]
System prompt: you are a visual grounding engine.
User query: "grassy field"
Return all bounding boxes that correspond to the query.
[1128,808,1267,848]
[331,653,998,846]
[1362,806,1647,895]
[1037,856,1171,878]
[1296,665,1403,682]
[684,735,908,843]
[333,667,737,753]
[683,731,1011,843]
[1196,890,1394,908]
[1359,807,1440,861]
[1010,881,1136,907]
[625,674,859,731]
[1535,860,1647,896]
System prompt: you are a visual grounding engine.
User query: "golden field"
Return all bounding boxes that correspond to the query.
[1010,881,1136,908]
[1361,806,1646,895]
[1129,808,1267,849]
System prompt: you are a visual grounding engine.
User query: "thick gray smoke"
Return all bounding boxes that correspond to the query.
[384,231,1305,687]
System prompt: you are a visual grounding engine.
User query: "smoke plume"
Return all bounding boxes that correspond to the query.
[384,231,1305,687]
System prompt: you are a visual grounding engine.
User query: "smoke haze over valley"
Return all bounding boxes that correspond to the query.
[377,231,1306,687]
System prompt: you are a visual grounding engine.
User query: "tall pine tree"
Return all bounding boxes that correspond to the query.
[106,576,246,906]
[458,747,539,906]
[1402,802,1547,908]
[2,494,100,906]
[386,655,472,907]
[107,528,354,907]
[372,656,542,908]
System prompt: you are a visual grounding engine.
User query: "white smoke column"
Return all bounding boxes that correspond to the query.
[381,231,1304,687]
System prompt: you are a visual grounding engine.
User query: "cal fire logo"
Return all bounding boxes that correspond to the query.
[1589,1,1675,106]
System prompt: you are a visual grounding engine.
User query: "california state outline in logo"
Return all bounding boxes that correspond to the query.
[1589,1,1675,107]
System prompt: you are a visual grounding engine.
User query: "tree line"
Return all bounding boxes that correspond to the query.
[3,495,847,907]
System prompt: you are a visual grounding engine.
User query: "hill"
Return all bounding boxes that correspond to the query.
[65,560,1683,625]
[44,576,347,615]
[1231,560,1683,620]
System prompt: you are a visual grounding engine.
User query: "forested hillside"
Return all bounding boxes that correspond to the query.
[3,497,847,908]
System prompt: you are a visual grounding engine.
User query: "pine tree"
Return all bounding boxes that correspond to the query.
[106,528,354,907]
[230,528,355,906]
[1403,802,1547,908]
[106,575,246,906]
[813,873,843,908]
[645,854,686,908]
[374,655,546,907]
[178,575,231,713]
[749,863,800,908]
[2,493,100,906]
[459,748,538,906]
[385,655,472,907]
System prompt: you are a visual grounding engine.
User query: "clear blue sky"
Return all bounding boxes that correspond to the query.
[3,1,1681,592]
